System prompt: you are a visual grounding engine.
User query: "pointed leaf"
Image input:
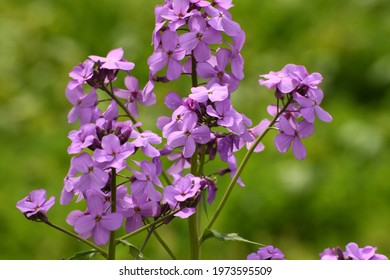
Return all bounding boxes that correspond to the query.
[68,249,100,260]
[201,229,264,246]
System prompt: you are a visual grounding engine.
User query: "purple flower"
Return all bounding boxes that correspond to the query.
[206,100,243,133]
[94,134,134,171]
[130,130,162,158]
[197,48,239,92]
[16,189,55,221]
[162,105,197,138]
[189,0,211,8]
[66,86,98,125]
[274,116,314,160]
[205,6,241,37]
[160,0,193,30]
[320,243,388,260]
[89,48,135,71]
[345,242,388,260]
[67,123,97,154]
[68,59,94,90]
[70,153,109,192]
[163,175,201,218]
[122,193,161,233]
[293,90,332,123]
[241,119,271,152]
[148,30,186,80]
[72,193,123,245]
[167,151,191,174]
[189,84,229,103]
[259,64,299,94]
[228,30,245,80]
[247,245,285,260]
[179,15,222,62]
[226,155,244,187]
[212,0,234,10]
[114,76,156,117]
[319,247,343,260]
[167,115,211,158]
[130,160,163,201]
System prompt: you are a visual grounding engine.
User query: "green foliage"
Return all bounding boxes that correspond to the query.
[202,229,264,247]
[68,249,100,260]
[1,0,390,259]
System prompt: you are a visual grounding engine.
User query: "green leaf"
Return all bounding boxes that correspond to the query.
[201,229,265,246]
[68,249,100,260]
[118,240,147,260]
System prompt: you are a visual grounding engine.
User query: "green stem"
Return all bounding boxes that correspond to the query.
[187,52,201,259]
[200,98,293,242]
[188,148,200,259]
[45,221,107,258]
[108,168,117,260]
[198,144,207,176]
[188,214,199,259]
[152,230,177,260]
[116,209,180,243]
[144,218,177,260]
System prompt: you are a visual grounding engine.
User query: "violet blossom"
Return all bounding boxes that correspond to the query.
[179,15,222,62]
[130,160,163,201]
[89,48,135,71]
[94,134,135,171]
[16,189,55,222]
[72,193,123,245]
[247,245,285,260]
[167,114,211,158]
[70,153,109,192]
[122,193,161,233]
[274,116,314,160]
[147,29,186,81]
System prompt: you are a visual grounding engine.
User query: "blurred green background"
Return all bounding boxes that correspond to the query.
[1,0,390,260]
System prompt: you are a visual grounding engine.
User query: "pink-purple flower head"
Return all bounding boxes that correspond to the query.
[247,245,285,260]
[148,30,186,81]
[163,174,202,218]
[167,114,212,158]
[122,192,161,233]
[179,15,222,62]
[89,48,135,71]
[66,86,99,125]
[197,48,240,92]
[274,116,314,160]
[71,192,123,245]
[68,59,94,90]
[114,76,156,117]
[130,160,163,201]
[16,189,55,222]
[293,90,332,123]
[160,0,194,30]
[204,5,241,37]
[189,84,229,103]
[94,134,135,171]
[320,242,388,260]
[70,153,109,193]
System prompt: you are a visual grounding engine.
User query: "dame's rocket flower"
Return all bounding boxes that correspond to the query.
[16,189,55,222]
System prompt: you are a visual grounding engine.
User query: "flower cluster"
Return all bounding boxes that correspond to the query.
[320,242,388,260]
[259,64,332,160]
[17,0,378,262]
